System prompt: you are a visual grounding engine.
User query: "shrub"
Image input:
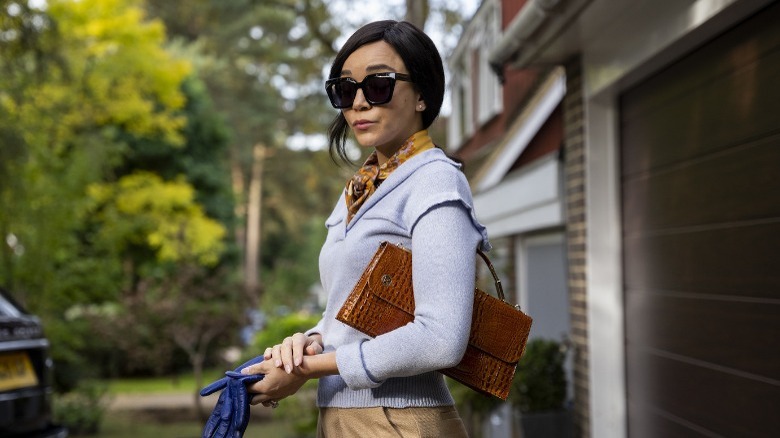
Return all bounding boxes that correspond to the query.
[248,312,321,357]
[510,338,567,412]
[53,380,111,435]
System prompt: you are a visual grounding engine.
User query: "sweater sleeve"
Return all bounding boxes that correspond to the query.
[304,319,324,338]
[335,201,483,389]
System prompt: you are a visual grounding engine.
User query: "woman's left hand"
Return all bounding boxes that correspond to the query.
[264,333,323,374]
[241,359,308,406]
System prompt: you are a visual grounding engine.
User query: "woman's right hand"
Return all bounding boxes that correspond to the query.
[264,333,323,374]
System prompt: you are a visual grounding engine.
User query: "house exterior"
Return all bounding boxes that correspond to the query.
[449,0,780,436]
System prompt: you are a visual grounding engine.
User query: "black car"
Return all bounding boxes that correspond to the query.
[0,288,67,437]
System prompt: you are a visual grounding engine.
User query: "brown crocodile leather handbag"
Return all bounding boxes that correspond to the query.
[336,241,533,400]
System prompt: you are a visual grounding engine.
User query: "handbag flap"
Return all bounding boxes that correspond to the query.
[349,242,532,364]
[365,242,415,315]
[468,289,533,363]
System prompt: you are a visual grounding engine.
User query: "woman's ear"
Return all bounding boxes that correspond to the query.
[417,97,426,112]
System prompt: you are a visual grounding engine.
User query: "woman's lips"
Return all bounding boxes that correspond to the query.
[352,120,374,130]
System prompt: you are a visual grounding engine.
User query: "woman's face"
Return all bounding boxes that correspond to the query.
[339,41,425,163]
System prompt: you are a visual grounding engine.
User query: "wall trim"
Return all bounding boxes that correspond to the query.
[473,67,566,192]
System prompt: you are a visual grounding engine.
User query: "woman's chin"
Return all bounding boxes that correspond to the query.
[352,132,381,149]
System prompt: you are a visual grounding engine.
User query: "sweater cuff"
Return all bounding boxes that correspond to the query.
[304,319,324,338]
[336,340,383,389]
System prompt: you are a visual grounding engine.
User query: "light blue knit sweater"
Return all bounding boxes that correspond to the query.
[306,147,491,408]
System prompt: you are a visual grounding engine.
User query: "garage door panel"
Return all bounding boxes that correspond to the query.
[626,346,780,438]
[627,401,718,438]
[623,222,780,298]
[621,46,780,176]
[623,133,780,232]
[621,4,780,125]
[621,2,780,436]
[625,290,779,378]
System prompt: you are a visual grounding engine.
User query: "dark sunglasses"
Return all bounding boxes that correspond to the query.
[325,72,413,109]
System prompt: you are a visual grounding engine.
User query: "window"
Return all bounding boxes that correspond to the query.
[447,0,502,150]
[476,3,503,124]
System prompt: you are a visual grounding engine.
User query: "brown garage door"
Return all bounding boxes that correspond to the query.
[619,2,780,437]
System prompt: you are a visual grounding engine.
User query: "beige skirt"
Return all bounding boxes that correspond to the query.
[316,405,468,438]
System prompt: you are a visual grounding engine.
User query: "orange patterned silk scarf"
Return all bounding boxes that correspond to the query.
[345,130,434,224]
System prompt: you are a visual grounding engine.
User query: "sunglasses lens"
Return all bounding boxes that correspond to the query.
[364,76,394,105]
[327,79,357,108]
[325,74,402,108]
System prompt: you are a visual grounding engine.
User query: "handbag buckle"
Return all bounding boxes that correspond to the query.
[381,274,392,286]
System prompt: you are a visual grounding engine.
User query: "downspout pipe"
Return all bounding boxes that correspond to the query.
[489,0,563,81]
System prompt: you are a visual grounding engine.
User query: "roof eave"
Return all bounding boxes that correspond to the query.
[489,0,593,79]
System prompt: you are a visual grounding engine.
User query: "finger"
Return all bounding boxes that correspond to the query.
[199,376,228,396]
[252,393,285,406]
[271,344,283,368]
[231,383,242,426]
[216,384,234,438]
[203,391,227,437]
[246,378,266,394]
[281,337,294,373]
[237,355,265,370]
[292,333,307,366]
[305,341,323,356]
[239,360,269,376]
[214,418,229,438]
[251,393,273,405]
[263,347,273,360]
[233,381,249,431]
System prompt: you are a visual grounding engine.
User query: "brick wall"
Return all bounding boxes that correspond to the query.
[563,56,590,438]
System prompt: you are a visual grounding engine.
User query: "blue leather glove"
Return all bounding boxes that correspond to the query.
[200,356,266,438]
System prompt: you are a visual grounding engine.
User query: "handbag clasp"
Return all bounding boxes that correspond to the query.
[381,274,392,286]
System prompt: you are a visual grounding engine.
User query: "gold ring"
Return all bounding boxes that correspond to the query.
[269,400,279,409]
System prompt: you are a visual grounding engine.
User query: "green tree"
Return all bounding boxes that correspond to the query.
[261,147,348,309]
[1,1,242,398]
[87,172,226,270]
[145,0,342,310]
[0,0,189,309]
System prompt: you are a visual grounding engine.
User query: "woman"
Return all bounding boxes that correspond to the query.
[242,20,490,437]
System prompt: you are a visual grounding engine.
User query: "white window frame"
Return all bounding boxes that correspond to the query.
[476,2,503,125]
[446,0,501,150]
[447,67,472,150]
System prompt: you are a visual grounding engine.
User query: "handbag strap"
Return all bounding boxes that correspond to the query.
[477,249,505,301]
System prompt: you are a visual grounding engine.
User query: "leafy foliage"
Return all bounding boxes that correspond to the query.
[450,338,568,436]
[87,171,226,266]
[0,0,191,309]
[261,147,348,308]
[53,380,111,435]
[49,0,189,143]
[511,339,567,412]
[249,312,321,354]
[1,1,240,397]
[145,0,346,309]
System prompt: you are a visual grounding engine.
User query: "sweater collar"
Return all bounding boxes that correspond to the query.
[344,147,461,230]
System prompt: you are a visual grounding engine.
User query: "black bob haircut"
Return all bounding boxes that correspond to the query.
[326,20,445,164]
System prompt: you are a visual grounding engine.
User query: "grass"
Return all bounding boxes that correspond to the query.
[104,369,223,395]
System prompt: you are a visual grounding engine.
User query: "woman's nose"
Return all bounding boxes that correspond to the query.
[351,88,370,110]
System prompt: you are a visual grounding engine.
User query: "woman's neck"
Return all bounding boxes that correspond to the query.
[375,129,428,166]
